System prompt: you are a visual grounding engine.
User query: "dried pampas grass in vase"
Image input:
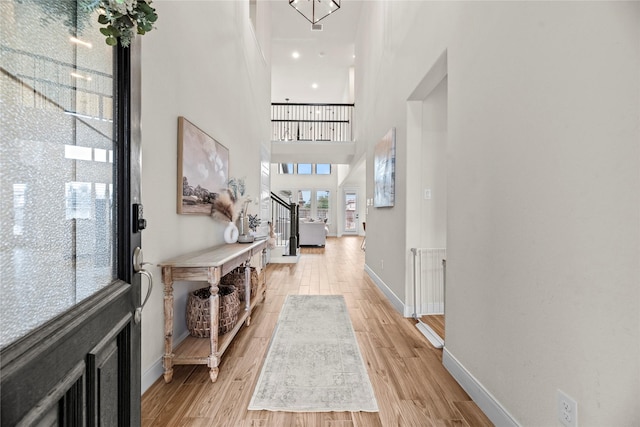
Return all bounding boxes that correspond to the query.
[211,189,237,223]
[211,190,239,243]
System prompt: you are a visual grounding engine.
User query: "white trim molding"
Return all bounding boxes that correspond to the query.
[415,321,444,349]
[141,357,164,394]
[443,348,521,427]
[141,330,191,394]
[364,264,404,314]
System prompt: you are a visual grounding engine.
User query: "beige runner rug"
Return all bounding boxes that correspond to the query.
[248,295,378,412]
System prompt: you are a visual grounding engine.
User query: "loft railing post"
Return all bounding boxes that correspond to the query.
[295,205,300,249]
[288,202,298,256]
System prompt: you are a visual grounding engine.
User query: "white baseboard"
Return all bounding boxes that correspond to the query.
[404,304,415,318]
[443,348,520,427]
[141,330,190,394]
[363,264,404,314]
[415,321,444,349]
[141,357,163,394]
[268,245,300,264]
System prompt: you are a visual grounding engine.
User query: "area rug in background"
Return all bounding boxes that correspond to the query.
[248,295,379,412]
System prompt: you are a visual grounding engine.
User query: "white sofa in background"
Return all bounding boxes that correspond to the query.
[299,221,329,246]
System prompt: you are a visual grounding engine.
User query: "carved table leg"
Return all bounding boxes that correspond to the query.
[209,367,219,383]
[162,267,174,383]
[244,262,251,327]
[163,367,174,383]
[261,248,267,302]
[208,267,221,383]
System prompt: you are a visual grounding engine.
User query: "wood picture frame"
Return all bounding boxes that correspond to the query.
[177,117,229,214]
[373,128,396,208]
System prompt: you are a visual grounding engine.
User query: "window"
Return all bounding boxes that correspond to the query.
[279,163,294,174]
[297,190,311,218]
[278,163,332,175]
[294,189,330,222]
[316,190,330,221]
[316,164,331,174]
[297,163,312,174]
[344,192,357,232]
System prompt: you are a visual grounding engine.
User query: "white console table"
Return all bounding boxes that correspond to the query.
[158,240,267,383]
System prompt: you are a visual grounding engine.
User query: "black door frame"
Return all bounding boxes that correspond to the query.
[116,38,143,426]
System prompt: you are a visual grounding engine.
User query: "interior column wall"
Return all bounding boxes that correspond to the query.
[355,1,639,425]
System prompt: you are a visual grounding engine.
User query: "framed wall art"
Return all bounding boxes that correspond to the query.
[177,116,229,214]
[373,128,396,208]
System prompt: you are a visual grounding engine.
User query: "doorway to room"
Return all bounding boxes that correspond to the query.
[407,51,448,348]
[418,76,448,345]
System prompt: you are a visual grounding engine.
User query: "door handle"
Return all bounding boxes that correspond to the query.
[133,247,153,324]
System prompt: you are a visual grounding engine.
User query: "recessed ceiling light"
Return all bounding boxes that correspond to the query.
[292,51,300,59]
[311,83,318,89]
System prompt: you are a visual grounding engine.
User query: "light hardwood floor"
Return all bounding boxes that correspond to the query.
[142,237,493,427]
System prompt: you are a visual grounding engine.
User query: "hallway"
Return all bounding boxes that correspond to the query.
[142,237,492,426]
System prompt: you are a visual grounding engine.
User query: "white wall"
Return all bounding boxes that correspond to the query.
[419,77,447,249]
[139,0,271,391]
[356,1,639,425]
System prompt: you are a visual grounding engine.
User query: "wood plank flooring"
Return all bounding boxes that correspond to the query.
[142,237,493,427]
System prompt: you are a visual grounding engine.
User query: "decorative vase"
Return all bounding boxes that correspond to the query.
[223,221,239,244]
[236,212,254,243]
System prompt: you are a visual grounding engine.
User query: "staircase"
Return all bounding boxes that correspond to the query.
[269,192,300,263]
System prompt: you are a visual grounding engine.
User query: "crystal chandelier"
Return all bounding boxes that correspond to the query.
[289,0,341,25]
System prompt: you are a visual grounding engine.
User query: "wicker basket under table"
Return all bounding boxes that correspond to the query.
[186,285,239,337]
[220,267,259,301]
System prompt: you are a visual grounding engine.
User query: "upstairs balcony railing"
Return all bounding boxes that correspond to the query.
[271,103,354,142]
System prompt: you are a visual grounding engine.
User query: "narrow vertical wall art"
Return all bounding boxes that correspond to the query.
[373,128,396,208]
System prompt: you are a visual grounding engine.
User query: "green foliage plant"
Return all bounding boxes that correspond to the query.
[83,0,157,47]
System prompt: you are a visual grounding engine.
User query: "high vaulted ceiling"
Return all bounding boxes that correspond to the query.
[270,0,362,104]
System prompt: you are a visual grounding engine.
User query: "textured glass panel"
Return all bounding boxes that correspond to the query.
[0,0,117,348]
